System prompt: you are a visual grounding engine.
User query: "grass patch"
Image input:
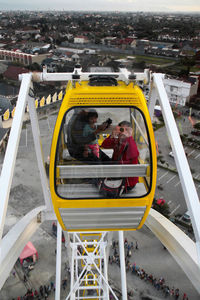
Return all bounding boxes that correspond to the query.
[168,63,200,73]
[135,55,175,65]
[153,123,165,131]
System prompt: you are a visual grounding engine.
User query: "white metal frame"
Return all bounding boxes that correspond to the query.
[0,74,33,240]
[149,73,200,264]
[65,231,127,300]
[0,68,200,298]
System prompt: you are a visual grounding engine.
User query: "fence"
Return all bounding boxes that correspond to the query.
[0,90,64,122]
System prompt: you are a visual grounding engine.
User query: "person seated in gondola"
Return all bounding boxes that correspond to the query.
[101,121,139,191]
[83,109,100,158]
[67,109,111,163]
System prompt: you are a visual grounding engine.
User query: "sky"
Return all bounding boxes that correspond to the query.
[0,0,199,13]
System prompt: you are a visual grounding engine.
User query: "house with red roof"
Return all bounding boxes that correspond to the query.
[3,66,29,81]
[74,36,89,44]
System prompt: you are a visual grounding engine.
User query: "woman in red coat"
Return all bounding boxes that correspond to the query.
[101,121,139,191]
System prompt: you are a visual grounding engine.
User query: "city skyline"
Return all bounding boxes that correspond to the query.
[0,0,200,13]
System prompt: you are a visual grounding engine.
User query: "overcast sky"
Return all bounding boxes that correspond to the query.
[0,0,199,12]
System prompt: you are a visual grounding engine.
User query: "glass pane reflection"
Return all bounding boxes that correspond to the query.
[55,107,151,199]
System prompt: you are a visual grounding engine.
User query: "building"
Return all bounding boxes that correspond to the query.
[163,76,199,106]
[0,50,48,66]
[74,36,89,44]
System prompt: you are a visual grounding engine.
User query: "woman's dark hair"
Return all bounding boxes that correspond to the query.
[118,121,132,127]
[87,110,98,120]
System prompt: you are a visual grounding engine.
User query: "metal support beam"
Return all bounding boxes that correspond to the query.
[70,235,75,300]
[0,206,45,289]
[74,233,118,300]
[55,221,62,300]
[0,73,32,240]
[103,243,110,298]
[118,231,128,300]
[27,87,53,211]
[152,73,200,266]
[146,209,200,294]
[148,80,158,120]
[30,69,149,84]
[65,232,119,300]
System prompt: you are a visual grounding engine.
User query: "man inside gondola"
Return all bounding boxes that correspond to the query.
[101,121,139,191]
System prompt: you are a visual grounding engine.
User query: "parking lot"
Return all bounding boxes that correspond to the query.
[156,167,200,216]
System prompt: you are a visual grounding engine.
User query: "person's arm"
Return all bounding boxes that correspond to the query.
[119,138,139,164]
[101,125,120,148]
[73,122,107,145]
[101,136,116,149]
[72,121,96,145]
[83,124,91,137]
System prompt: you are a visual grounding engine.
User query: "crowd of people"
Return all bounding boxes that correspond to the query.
[109,238,189,300]
[14,281,55,300]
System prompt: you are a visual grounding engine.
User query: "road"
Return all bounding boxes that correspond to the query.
[156,167,200,216]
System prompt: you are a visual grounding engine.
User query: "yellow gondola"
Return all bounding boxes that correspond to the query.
[83,273,99,300]
[49,72,157,231]
[81,239,100,268]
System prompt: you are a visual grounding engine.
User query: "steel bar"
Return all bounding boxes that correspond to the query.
[153,73,200,266]
[0,73,32,240]
[55,222,62,300]
[118,231,128,300]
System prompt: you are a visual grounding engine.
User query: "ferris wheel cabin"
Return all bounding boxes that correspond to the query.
[49,70,157,232]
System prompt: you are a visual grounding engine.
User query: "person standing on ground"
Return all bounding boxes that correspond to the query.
[39,285,44,297]
[182,293,188,300]
[135,241,138,250]
[175,288,179,299]
[34,289,39,298]
[62,278,67,290]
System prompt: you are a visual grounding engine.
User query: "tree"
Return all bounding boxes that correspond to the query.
[194,122,200,130]
[28,63,42,71]
[152,199,170,218]
[180,56,196,75]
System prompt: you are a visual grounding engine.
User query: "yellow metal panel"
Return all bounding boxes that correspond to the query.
[52,92,57,102]
[46,94,51,105]
[3,109,10,121]
[35,99,39,109]
[40,97,45,107]
[11,107,15,118]
[58,91,63,101]
[49,79,157,231]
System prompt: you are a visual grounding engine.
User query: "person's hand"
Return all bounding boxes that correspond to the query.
[111,126,121,138]
[95,122,107,133]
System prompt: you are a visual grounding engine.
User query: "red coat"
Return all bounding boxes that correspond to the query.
[101,136,139,188]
